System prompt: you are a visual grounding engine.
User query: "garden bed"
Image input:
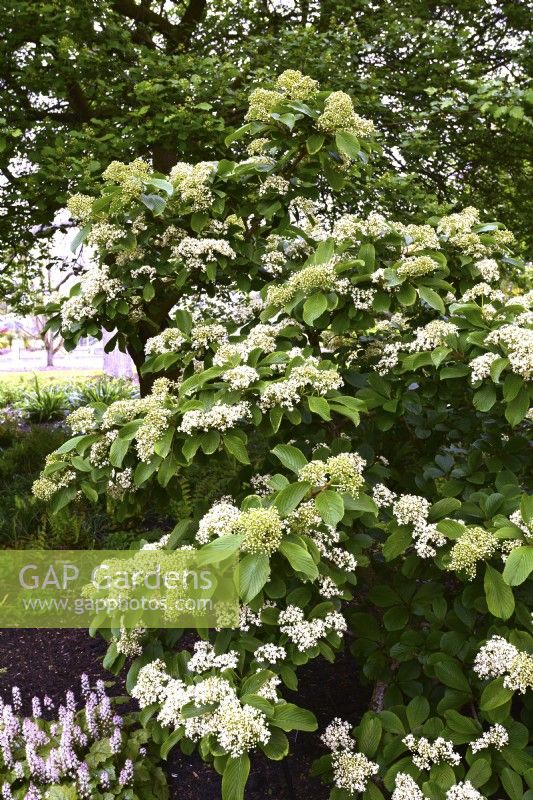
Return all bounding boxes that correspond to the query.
[0,629,368,799]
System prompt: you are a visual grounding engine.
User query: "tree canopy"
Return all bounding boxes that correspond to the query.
[0,0,531,304]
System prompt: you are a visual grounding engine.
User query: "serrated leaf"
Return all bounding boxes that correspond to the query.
[239,553,271,603]
[419,285,445,314]
[272,444,307,472]
[484,564,515,619]
[316,490,344,526]
[502,546,533,586]
[274,481,311,516]
[279,540,318,580]
[222,754,250,800]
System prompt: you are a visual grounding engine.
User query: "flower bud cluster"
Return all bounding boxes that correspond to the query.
[298,452,366,496]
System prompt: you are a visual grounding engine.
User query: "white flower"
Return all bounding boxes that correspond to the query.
[474,636,519,680]
[187,641,239,673]
[403,734,460,770]
[321,718,354,753]
[392,773,428,800]
[331,750,379,793]
[179,402,251,434]
[446,781,484,800]
[254,644,286,664]
[471,724,508,753]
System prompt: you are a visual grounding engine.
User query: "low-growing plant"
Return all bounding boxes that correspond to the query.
[73,377,137,408]
[0,677,168,800]
[35,71,532,800]
[16,376,68,423]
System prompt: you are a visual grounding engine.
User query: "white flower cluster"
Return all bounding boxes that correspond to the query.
[278,605,346,652]
[287,500,357,573]
[113,627,145,657]
[469,352,500,383]
[372,483,397,508]
[132,662,270,757]
[196,500,283,555]
[187,641,239,674]
[259,359,342,412]
[246,70,318,122]
[437,207,480,239]
[169,161,216,211]
[173,237,236,272]
[321,719,378,793]
[213,321,296,366]
[397,255,440,279]
[299,452,366,496]
[403,734,460,770]
[395,223,440,253]
[332,212,391,242]
[470,724,508,753]
[259,175,290,196]
[392,773,427,800]
[486,324,533,379]
[446,782,485,800]
[60,265,122,329]
[67,193,93,222]
[66,406,97,434]
[179,401,250,434]
[318,576,342,598]
[317,91,375,138]
[145,328,185,356]
[266,260,340,307]
[475,258,500,283]
[222,365,259,390]
[474,636,533,693]
[461,283,505,303]
[254,644,286,664]
[392,494,446,558]
[321,718,354,753]
[447,527,499,580]
[376,320,458,375]
[196,498,241,544]
[509,509,532,539]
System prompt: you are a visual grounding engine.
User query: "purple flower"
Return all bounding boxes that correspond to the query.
[76,762,91,798]
[119,758,134,787]
[80,674,91,698]
[65,691,76,714]
[31,697,41,719]
[109,727,122,754]
[1,783,13,800]
[99,770,111,789]
[43,695,54,711]
[23,784,42,800]
[11,688,21,713]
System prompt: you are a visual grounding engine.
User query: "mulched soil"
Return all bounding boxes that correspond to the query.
[0,629,369,800]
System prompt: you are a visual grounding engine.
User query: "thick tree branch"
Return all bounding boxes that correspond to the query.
[111,0,207,49]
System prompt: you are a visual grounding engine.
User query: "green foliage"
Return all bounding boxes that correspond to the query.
[32,73,533,800]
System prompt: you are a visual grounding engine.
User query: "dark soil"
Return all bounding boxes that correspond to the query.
[0,629,369,800]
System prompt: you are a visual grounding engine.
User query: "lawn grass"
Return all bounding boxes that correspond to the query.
[0,369,103,386]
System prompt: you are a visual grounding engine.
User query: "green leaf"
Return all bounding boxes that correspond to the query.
[260,727,289,760]
[473,384,497,412]
[335,130,361,159]
[406,696,430,729]
[306,133,325,154]
[160,730,182,760]
[521,494,533,523]
[315,490,344,526]
[358,243,376,270]
[419,285,445,314]
[308,395,331,420]
[195,534,244,566]
[382,529,412,561]
[484,564,515,620]
[109,436,130,468]
[500,767,523,800]
[272,703,317,732]
[465,758,491,788]
[428,497,462,521]
[140,193,166,215]
[274,481,311,516]
[272,444,307,473]
[358,716,382,757]
[134,459,159,486]
[434,660,471,693]
[378,710,405,735]
[239,553,271,603]
[505,386,529,426]
[303,292,328,324]
[279,540,319,580]
[223,433,250,464]
[503,373,523,402]
[70,224,91,253]
[480,677,514,710]
[502,546,533,586]
[222,755,250,800]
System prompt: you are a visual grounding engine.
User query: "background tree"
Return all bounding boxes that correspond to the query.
[0,0,531,306]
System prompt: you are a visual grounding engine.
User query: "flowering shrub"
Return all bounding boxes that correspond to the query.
[0,677,167,800]
[35,71,532,799]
